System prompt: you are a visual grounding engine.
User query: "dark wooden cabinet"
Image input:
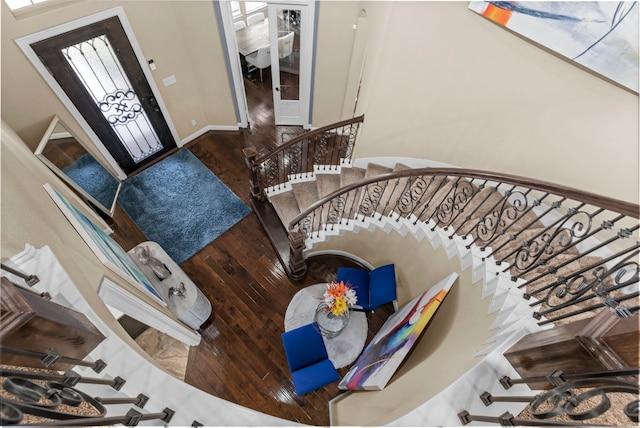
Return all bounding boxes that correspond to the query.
[504,310,639,389]
[1,277,105,370]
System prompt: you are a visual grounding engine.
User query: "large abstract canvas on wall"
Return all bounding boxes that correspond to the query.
[468,2,639,93]
[339,272,458,390]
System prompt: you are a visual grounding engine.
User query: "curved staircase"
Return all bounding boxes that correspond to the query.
[250,152,639,425]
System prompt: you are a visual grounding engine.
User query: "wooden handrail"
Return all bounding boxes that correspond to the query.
[288,167,639,229]
[253,114,365,164]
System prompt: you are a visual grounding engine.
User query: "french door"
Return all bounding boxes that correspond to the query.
[28,14,177,176]
[268,3,314,126]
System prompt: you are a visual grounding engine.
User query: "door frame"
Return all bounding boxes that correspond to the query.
[268,2,315,127]
[216,0,315,129]
[16,6,180,181]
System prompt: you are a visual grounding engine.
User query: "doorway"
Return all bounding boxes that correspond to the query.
[218,1,315,129]
[17,7,179,180]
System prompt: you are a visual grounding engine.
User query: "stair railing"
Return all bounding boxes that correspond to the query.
[243,115,365,201]
[286,167,639,327]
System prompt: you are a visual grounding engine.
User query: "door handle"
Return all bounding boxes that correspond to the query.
[275,87,280,92]
[147,95,161,112]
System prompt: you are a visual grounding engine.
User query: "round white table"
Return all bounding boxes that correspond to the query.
[284,283,367,369]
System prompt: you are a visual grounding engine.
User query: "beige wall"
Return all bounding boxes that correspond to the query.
[1,0,235,153]
[312,1,361,122]
[354,1,639,204]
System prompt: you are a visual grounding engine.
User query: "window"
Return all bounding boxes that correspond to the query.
[230,1,242,20]
[4,0,76,15]
[4,0,45,10]
[245,1,266,14]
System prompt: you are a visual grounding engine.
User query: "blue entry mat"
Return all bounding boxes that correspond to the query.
[118,149,251,264]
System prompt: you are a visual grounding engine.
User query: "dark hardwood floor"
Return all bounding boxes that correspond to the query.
[109,73,393,425]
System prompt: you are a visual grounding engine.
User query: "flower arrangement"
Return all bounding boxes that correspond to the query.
[322,281,358,317]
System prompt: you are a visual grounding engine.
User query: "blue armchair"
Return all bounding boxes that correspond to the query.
[337,263,397,312]
[281,323,340,395]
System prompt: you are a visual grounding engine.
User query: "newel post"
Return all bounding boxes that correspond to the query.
[242,146,264,201]
[288,228,307,280]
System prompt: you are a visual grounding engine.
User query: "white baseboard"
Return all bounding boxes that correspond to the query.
[180,124,241,146]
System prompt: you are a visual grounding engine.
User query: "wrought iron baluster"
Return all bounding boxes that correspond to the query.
[516,217,636,284]
[442,178,488,233]
[476,191,548,252]
[0,346,106,373]
[389,175,426,220]
[452,183,516,239]
[426,176,462,227]
[507,205,595,276]
[358,180,389,218]
[412,175,449,225]
[489,198,574,266]
[532,251,639,323]
[379,177,404,217]
[524,243,640,299]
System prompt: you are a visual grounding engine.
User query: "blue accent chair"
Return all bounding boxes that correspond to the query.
[337,263,397,312]
[281,323,340,395]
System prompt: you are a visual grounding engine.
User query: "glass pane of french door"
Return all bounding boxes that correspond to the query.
[275,7,300,101]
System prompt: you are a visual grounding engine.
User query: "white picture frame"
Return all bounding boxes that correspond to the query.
[44,183,166,305]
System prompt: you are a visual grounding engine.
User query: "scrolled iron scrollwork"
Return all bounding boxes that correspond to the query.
[326,196,347,224]
[97,89,143,125]
[288,145,304,177]
[396,176,430,217]
[0,375,107,423]
[340,124,359,162]
[261,158,279,189]
[513,209,592,272]
[359,182,386,216]
[313,134,330,165]
[529,377,639,423]
[625,399,639,422]
[538,252,639,313]
[434,179,476,227]
[475,190,529,244]
[296,214,314,239]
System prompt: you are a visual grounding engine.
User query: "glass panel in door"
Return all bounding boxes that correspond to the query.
[62,35,164,163]
[276,8,299,101]
[269,3,308,125]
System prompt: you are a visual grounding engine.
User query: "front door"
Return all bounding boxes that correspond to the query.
[30,16,176,175]
[268,3,314,126]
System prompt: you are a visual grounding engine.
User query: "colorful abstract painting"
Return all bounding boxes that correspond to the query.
[469,2,639,93]
[338,273,458,390]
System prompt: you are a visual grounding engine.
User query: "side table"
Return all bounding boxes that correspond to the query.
[285,283,368,369]
[127,241,212,330]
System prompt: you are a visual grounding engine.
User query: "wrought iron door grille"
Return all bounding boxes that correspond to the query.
[61,34,162,163]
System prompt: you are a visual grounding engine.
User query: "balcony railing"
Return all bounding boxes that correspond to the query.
[286,168,639,327]
[243,115,365,200]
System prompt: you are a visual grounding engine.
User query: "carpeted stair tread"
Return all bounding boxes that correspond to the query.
[316,172,342,199]
[292,180,320,212]
[364,162,393,178]
[340,166,366,187]
[269,190,301,228]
